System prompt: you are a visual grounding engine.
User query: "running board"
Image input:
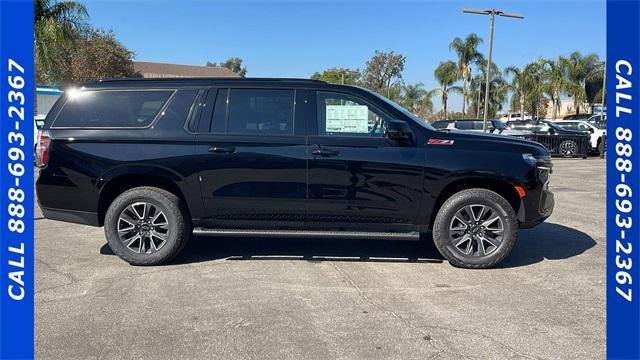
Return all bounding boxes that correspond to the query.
[192,228,420,240]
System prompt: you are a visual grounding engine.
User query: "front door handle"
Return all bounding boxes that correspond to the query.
[208,146,236,154]
[312,147,340,157]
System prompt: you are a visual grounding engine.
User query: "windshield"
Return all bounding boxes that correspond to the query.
[361,87,436,130]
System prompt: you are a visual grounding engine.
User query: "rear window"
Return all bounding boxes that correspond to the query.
[53,90,174,128]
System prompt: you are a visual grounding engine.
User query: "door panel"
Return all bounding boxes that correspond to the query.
[306,137,424,229]
[306,90,425,230]
[195,135,307,228]
[194,87,308,229]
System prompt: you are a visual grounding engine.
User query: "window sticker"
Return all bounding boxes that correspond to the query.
[325,105,369,133]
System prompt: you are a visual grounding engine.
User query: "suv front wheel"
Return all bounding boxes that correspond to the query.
[432,188,518,269]
[104,186,190,265]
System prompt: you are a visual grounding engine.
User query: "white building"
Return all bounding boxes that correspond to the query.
[36,85,63,116]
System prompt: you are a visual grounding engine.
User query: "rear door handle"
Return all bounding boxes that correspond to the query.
[208,146,236,154]
[312,147,339,157]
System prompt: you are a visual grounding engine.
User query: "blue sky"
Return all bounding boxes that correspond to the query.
[83,0,605,111]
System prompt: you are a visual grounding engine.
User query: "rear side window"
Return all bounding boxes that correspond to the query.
[53,90,174,128]
[227,89,294,135]
[455,121,473,130]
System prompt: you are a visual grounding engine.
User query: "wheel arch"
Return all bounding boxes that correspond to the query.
[429,177,522,229]
[97,167,192,226]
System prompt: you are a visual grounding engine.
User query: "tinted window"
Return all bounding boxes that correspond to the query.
[54,90,173,128]
[156,90,198,127]
[431,121,451,129]
[196,89,228,133]
[227,89,294,135]
[211,89,228,132]
[317,91,388,137]
[577,123,590,131]
[455,121,473,130]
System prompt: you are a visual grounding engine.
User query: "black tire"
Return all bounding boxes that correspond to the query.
[104,186,191,265]
[432,188,518,269]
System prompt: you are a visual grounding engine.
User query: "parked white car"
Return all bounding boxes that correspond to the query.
[553,120,606,150]
[498,112,532,122]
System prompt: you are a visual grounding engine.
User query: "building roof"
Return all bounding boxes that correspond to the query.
[133,61,240,78]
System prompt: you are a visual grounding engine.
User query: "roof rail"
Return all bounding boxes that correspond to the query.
[92,77,327,84]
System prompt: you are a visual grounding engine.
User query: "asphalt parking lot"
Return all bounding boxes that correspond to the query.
[35,158,605,360]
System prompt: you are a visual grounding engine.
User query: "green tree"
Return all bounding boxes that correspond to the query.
[561,51,600,114]
[432,61,462,120]
[504,65,530,120]
[35,0,88,82]
[362,50,406,96]
[420,95,435,119]
[50,28,139,83]
[401,83,427,113]
[311,68,360,85]
[207,57,247,77]
[470,60,506,118]
[541,57,570,120]
[521,62,546,118]
[449,33,484,118]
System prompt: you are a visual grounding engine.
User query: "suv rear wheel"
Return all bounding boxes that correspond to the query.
[104,187,190,265]
[432,188,518,269]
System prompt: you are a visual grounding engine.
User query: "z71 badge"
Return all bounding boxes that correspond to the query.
[427,139,455,145]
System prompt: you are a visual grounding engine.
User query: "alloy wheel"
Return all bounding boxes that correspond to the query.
[559,140,577,156]
[449,204,504,257]
[117,202,170,254]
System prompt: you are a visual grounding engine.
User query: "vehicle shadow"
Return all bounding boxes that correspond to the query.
[99,222,597,268]
[498,222,598,268]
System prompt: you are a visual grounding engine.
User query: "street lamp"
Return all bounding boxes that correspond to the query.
[462,8,524,132]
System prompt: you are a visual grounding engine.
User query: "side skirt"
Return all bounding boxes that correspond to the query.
[192,228,421,240]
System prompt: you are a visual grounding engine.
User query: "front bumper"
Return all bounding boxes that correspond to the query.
[519,189,554,229]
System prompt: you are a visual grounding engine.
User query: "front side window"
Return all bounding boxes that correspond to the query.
[227,89,294,135]
[317,91,388,137]
[53,90,173,128]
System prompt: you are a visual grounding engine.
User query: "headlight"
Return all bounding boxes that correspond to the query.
[522,153,537,166]
[522,153,551,166]
[523,153,552,185]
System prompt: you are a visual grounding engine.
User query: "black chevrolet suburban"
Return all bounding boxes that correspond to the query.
[36,78,554,268]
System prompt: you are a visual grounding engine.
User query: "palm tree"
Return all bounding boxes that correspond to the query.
[35,0,88,81]
[541,57,570,120]
[522,62,546,119]
[432,61,462,120]
[504,66,529,120]
[401,83,427,114]
[420,95,434,118]
[470,59,506,118]
[561,51,600,114]
[449,33,484,119]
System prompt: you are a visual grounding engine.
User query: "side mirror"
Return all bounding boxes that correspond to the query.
[385,120,413,143]
[588,128,595,134]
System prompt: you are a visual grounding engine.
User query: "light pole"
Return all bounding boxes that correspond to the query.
[462,8,524,132]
